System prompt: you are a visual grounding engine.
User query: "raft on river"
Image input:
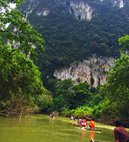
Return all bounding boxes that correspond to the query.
[70,122,101,131]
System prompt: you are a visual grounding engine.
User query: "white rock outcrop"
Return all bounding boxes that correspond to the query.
[69,1,93,20]
[119,0,124,8]
[37,9,50,16]
[113,0,124,8]
[24,0,39,18]
[23,0,126,20]
[54,55,115,87]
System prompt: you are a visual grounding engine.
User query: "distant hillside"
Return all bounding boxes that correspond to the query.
[19,0,129,83]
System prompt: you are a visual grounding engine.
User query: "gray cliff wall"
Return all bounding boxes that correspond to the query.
[54,55,115,87]
[21,0,126,20]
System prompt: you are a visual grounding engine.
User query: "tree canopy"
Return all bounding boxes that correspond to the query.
[0,0,44,58]
[96,35,129,125]
[0,45,45,117]
[0,0,46,117]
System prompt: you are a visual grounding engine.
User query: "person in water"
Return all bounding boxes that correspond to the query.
[70,115,73,120]
[114,120,129,142]
[78,118,82,124]
[50,113,53,119]
[76,118,82,126]
[89,119,95,130]
[73,114,76,120]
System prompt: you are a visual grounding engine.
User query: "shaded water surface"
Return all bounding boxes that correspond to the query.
[0,115,117,142]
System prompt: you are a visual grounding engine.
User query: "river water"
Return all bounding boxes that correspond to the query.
[0,114,125,142]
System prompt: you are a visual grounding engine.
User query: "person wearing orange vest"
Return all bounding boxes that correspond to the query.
[89,119,95,130]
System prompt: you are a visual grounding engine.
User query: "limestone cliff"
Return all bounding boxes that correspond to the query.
[54,55,115,87]
[20,0,127,20]
[69,1,93,20]
[19,0,129,85]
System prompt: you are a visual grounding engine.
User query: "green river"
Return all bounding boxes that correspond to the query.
[0,114,128,142]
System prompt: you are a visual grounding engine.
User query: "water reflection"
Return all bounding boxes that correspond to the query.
[81,130,86,142]
[81,129,95,142]
[89,131,94,141]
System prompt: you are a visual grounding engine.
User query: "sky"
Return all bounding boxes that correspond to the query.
[9,3,16,9]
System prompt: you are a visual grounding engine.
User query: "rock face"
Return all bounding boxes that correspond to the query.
[69,1,93,20]
[54,55,115,87]
[112,0,125,8]
[23,0,39,18]
[68,0,125,20]
[21,0,127,20]
[37,9,50,16]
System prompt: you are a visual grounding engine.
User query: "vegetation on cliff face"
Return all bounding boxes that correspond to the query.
[19,0,129,85]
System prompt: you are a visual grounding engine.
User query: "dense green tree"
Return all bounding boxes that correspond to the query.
[0,0,46,117]
[53,79,93,113]
[0,45,45,117]
[119,35,129,51]
[0,0,44,58]
[53,79,74,112]
[36,90,53,113]
[97,36,129,126]
[70,82,92,109]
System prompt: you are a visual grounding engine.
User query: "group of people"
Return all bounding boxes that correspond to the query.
[77,118,95,129]
[70,116,95,130]
[72,117,129,142]
[70,115,76,120]
[52,113,129,142]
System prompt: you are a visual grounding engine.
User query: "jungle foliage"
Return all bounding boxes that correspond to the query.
[39,35,129,127]
[97,57,129,126]
[0,46,45,117]
[93,35,129,126]
[0,0,48,117]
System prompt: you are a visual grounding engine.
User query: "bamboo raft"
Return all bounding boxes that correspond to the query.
[70,122,101,131]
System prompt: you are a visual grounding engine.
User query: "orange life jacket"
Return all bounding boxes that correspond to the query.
[90,121,95,128]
